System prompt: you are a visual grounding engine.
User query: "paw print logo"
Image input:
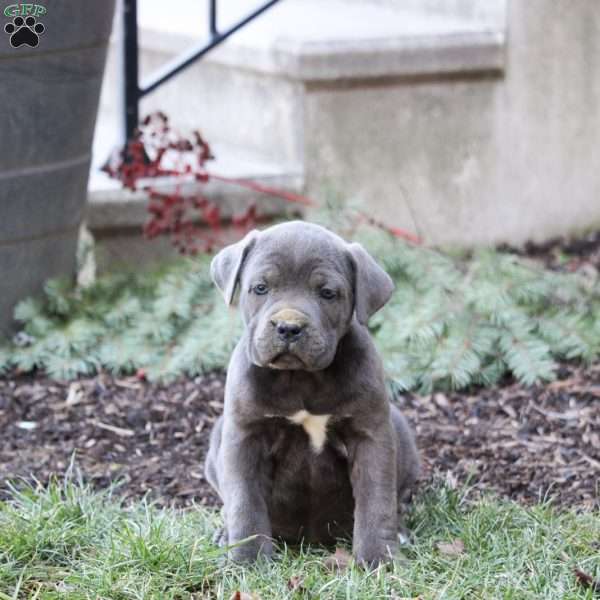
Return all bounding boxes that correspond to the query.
[4,15,45,48]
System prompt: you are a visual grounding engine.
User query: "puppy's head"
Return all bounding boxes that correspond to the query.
[211,221,393,371]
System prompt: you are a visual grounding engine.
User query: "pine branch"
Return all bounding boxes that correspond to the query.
[2,222,600,391]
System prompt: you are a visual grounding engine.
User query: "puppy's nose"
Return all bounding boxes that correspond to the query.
[270,308,308,343]
[274,320,305,342]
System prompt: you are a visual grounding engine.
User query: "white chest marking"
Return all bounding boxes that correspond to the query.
[287,410,331,453]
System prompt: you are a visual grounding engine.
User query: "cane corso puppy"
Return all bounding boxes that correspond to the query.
[205,221,419,566]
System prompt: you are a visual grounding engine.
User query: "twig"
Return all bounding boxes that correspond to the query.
[94,421,135,437]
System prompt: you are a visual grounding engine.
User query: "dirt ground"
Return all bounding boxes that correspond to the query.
[1,233,599,510]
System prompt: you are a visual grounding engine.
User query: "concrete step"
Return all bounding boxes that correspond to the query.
[87,139,304,270]
[93,0,504,172]
[87,141,304,231]
[90,58,303,271]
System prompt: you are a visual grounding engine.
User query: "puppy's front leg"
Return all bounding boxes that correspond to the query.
[220,423,272,563]
[349,420,398,567]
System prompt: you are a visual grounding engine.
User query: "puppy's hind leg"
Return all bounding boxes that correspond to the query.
[390,405,419,545]
[204,415,224,499]
[205,416,229,546]
[390,404,420,502]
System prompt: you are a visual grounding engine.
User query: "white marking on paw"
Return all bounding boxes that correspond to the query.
[287,410,330,453]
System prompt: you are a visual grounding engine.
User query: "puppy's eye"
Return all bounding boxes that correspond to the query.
[253,283,269,295]
[319,287,337,300]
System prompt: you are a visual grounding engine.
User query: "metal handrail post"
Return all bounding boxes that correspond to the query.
[123,0,139,143]
[209,0,218,38]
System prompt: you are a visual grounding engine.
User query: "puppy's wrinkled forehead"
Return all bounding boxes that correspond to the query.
[244,223,352,283]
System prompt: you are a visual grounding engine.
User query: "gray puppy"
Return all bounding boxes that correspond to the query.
[205,221,419,566]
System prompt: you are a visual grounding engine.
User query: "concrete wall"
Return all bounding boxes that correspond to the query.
[304,0,600,246]
[493,0,600,243]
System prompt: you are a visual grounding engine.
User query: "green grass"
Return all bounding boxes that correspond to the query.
[1,477,598,599]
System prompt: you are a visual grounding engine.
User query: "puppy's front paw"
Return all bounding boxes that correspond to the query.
[354,539,398,569]
[228,536,273,564]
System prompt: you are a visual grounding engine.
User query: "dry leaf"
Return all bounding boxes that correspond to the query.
[228,592,261,600]
[324,547,352,571]
[574,568,600,593]
[436,539,465,556]
[287,575,305,592]
[65,382,85,407]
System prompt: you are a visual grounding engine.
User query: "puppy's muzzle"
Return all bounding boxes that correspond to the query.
[270,308,308,343]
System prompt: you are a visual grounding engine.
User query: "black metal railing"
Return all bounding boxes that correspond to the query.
[122,0,283,143]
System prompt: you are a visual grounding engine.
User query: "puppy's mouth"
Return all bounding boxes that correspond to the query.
[267,352,306,370]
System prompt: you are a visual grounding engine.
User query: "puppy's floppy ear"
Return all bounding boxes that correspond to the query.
[210,230,259,305]
[347,242,394,325]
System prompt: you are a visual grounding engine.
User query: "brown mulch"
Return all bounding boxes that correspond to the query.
[402,362,600,510]
[0,372,225,507]
[1,363,598,510]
